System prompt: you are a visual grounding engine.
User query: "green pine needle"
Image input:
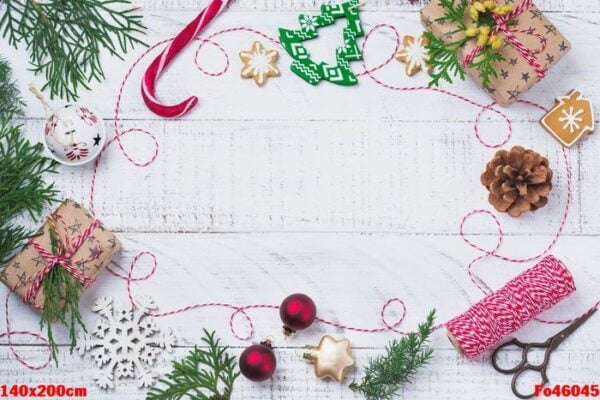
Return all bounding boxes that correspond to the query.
[39,225,86,365]
[470,47,505,88]
[0,57,25,123]
[349,310,436,400]
[424,31,466,87]
[435,0,468,29]
[0,0,147,101]
[426,0,509,88]
[0,123,59,266]
[147,329,241,400]
[0,70,66,363]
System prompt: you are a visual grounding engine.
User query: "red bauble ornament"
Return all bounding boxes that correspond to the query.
[239,340,276,382]
[280,293,317,336]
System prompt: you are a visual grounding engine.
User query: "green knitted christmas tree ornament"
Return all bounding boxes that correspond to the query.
[278,0,364,86]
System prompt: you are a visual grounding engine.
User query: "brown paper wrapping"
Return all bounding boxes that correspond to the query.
[0,199,120,310]
[421,0,571,105]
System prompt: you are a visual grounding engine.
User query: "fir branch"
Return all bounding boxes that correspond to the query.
[0,224,30,267]
[424,31,466,87]
[0,123,59,266]
[0,58,74,366]
[39,225,86,365]
[0,0,147,101]
[349,310,436,400]
[470,46,505,88]
[435,0,469,29]
[427,0,513,88]
[0,57,25,123]
[147,329,240,400]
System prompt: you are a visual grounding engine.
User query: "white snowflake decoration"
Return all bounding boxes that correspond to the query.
[299,15,318,33]
[76,297,176,389]
[558,106,584,133]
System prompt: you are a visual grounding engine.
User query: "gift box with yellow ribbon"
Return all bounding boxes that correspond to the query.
[421,0,571,105]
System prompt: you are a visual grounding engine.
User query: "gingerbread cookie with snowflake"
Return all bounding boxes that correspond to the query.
[76,297,176,389]
[541,90,594,147]
[239,41,281,86]
[396,34,432,77]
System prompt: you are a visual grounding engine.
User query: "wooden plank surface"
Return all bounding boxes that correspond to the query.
[2,234,599,399]
[129,0,600,12]
[1,0,599,399]
[4,12,599,123]
[13,119,581,234]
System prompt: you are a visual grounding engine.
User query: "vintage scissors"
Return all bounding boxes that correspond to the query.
[491,308,597,399]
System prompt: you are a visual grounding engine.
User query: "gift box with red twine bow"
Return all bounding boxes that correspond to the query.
[421,0,571,105]
[1,199,120,310]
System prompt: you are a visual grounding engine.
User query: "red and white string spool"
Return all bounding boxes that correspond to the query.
[141,0,232,117]
[446,255,576,359]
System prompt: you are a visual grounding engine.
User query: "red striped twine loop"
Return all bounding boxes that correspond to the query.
[103,22,586,347]
[24,216,102,305]
[446,255,576,359]
[141,0,232,118]
[462,0,546,79]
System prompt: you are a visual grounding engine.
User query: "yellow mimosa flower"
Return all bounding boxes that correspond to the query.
[490,36,505,50]
[483,0,496,10]
[470,6,480,21]
[465,26,480,37]
[473,1,486,12]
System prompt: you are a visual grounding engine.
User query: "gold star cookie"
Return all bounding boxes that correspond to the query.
[395,34,432,77]
[239,41,280,86]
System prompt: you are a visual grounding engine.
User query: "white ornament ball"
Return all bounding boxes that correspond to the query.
[42,103,105,166]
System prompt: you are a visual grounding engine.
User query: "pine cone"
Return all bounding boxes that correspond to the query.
[481,146,553,218]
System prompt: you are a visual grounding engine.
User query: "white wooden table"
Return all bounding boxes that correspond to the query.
[2,0,599,398]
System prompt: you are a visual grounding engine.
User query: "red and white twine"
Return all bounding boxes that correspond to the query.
[3,7,599,371]
[446,255,576,359]
[25,216,101,305]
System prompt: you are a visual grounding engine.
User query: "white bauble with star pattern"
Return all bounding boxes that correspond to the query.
[42,103,105,166]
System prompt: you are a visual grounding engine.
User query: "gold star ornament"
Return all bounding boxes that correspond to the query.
[303,335,355,382]
[239,41,281,86]
[395,34,432,77]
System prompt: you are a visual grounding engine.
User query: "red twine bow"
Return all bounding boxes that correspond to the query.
[24,215,101,305]
[461,0,547,79]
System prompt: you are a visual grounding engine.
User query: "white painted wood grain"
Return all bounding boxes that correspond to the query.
[4,233,600,347]
[133,0,600,12]
[3,10,596,235]
[4,13,599,123]
[1,234,599,398]
[1,346,597,400]
[15,118,582,234]
[1,3,600,399]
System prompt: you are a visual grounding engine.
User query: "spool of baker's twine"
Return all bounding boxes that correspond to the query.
[446,255,576,359]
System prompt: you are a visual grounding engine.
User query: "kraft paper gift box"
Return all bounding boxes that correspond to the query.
[421,0,571,105]
[0,199,120,310]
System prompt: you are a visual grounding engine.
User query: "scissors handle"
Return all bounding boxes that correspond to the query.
[492,338,527,373]
[511,365,550,399]
[493,310,597,399]
[491,338,552,374]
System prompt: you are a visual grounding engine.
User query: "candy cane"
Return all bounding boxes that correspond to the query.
[141,0,232,118]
